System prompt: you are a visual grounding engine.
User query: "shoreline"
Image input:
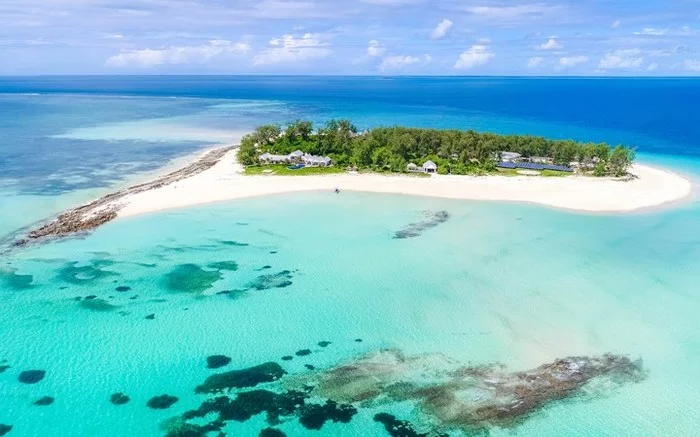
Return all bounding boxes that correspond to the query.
[20,146,693,243]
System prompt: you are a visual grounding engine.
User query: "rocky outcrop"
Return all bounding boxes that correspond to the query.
[18,146,234,245]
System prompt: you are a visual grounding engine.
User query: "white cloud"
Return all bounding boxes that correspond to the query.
[598,49,644,70]
[454,44,494,70]
[527,56,543,68]
[367,40,386,57]
[647,62,659,71]
[431,19,453,40]
[684,59,700,72]
[252,33,331,66]
[558,55,589,68]
[379,55,420,70]
[612,20,621,29]
[537,38,562,50]
[465,4,559,20]
[106,40,249,67]
[634,28,668,36]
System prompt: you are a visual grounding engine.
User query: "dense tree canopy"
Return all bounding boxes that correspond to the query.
[238,119,635,176]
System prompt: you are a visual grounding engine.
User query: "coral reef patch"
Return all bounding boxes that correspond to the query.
[393,211,450,239]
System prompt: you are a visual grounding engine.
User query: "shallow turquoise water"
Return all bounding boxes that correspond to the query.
[2,77,700,436]
[2,192,700,436]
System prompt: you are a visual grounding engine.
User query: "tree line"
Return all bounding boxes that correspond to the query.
[238,119,635,176]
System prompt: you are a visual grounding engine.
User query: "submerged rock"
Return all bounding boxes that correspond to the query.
[115,286,131,292]
[305,364,315,371]
[308,349,646,433]
[147,394,179,410]
[207,355,232,369]
[0,424,12,436]
[219,240,249,247]
[295,349,311,357]
[247,270,293,291]
[281,356,293,361]
[110,393,130,405]
[164,264,222,294]
[57,261,118,284]
[318,341,332,348]
[33,396,55,406]
[0,268,34,290]
[145,314,155,320]
[79,298,119,312]
[208,261,239,272]
[298,400,357,430]
[195,362,286,394]
[18,370,45,384]
[393,210,450,240]
[373,413,435,437]
[259,428,286,437]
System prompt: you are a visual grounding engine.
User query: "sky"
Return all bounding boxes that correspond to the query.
[0,0,699,75]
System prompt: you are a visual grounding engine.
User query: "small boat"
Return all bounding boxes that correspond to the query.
[334,187,340,194]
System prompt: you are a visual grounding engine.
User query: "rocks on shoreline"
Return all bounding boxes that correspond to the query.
[16,146,234,246]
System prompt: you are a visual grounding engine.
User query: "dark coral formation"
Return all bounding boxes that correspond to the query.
[295,349,311,357]
[33,396,55,406]
[165,387,356,436]
[208,261,239,272]
[146,314,156,320]
[304,364,315,371]
[259,428,286,437]
[318,341,332,348]
[24,146,234,243]
[57,260,118,284]
[164,264,222,294]
[373,413,437,437]
[195,362,287,394]
[247,270,293,291]
[298,400,357,430]
[115,286,131,292]
[147,395,179,410]
[18,370,45,384]
[0,365,9,374]
[0,268,34,290]
[110,393,130,405]
[79,298,120,312]
[0,424,12,436]
[393,210,450,239]
[219,240,249,247]
[207,355,232,369]
[281,356,293,361]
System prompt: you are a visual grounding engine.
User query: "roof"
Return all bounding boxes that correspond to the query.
[501,152,522,160]
[407,163,418,168]
[289,150,304,157]
[497,162,573,172]
[423,160,437,169]
[303,154,331,163]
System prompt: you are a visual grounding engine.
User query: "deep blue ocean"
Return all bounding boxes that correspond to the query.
[1,77,699,437]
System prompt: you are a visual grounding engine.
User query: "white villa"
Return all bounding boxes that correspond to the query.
[500,152,522,162]
[259,150,332,167]
[407,161,438,174]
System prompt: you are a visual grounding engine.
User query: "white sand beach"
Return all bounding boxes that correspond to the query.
[114,148,693,218]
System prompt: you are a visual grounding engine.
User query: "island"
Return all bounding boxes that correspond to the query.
[13,122,690,245]
[238,120,636,177]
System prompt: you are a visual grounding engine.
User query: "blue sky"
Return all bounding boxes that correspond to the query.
[0,0,699,75]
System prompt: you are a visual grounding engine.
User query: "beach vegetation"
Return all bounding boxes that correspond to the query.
[244,164,344,176]
[239,120,635,177]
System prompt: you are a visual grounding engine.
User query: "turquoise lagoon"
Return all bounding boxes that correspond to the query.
[1,77,700,436]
